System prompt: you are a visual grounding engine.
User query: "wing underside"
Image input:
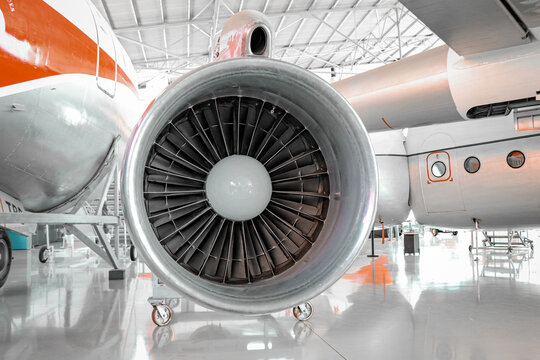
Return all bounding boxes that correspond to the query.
[400,0,540,56]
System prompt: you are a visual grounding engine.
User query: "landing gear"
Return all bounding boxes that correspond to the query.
[432,228,458,237]
[129,245,137,261]
[38,246,50,263]
[468,245,472,253]
[151,304,173,327]
[0,230,12,288]
[292,302,313,321]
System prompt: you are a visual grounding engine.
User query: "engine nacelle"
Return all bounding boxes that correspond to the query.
[215,10,273,60]
[122,57,377,314]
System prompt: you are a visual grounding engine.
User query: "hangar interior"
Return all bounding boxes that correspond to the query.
[98,0,442,98]
[0,0,540,359]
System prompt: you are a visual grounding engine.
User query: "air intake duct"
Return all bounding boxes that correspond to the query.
[122,57,377,314]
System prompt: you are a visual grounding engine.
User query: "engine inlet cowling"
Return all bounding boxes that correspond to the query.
[122,57,377,314]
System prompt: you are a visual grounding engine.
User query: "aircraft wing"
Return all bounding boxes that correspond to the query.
[400,0,540,55]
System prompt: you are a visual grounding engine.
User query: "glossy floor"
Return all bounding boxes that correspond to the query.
[1,232,540,360]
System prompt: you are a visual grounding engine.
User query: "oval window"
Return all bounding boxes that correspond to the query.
[507,151,525,169]
[431,161,446,178]
[464,156,480,174]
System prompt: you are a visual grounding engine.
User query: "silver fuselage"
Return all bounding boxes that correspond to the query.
[0,0,139,213]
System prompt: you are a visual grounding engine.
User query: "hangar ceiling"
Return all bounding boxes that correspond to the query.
[91,0,443,78]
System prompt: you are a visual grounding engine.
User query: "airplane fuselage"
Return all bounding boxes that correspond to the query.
[370,113,540,230]
[0,0,138,213]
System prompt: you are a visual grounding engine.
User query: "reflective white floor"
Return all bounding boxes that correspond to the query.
[1,231,540,360]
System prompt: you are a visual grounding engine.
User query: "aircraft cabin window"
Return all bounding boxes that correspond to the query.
[507,151,525,169]
[464,156,481,174]
[431,161,446,178]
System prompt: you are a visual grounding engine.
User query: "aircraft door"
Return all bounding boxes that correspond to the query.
[419,134,465,213]
[92,8,117,97]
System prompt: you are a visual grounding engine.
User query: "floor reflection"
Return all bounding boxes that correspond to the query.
[0,230,539,359]
[147,304,305,359]
[342,255,393,285]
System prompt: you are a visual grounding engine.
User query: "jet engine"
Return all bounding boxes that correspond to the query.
[122,56,377,314]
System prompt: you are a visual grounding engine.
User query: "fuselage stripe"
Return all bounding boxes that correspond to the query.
[0,0,137,94]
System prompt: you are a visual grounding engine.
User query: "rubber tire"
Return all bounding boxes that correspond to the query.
[293,302,314,321]
[130,245,137,261]
[38,246,49,263]
[0,231,12,288]
[468,245,472,253]
[152,305,173,327]
[452,231,458,236]
[432,229,439,236]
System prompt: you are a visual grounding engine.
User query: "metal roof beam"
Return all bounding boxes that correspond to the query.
[99,0,115,26]
[117,35,184,59]
[159,0,168,61]
[275,0,295,34]
[366,16,424,63]
[309,13,385,63]
[209,0,221,62]
[336,6,402,67]
[294,0,342,66]
[325,2,396,67]
[279,0,316,62]
[130,35,433,67]
[302,0,364,67]
[128,0,148,66]
[113,5,398,33]
[352,19,427,66]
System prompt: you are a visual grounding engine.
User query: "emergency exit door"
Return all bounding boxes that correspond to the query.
[420,135,465,213]
[91,7,117,97]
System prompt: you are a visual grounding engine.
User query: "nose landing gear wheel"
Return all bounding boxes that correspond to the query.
[129,245,137,261]
[38,246,49,263]
[292,302,313,321]
[0,232,12,288]
[152,304,173,327]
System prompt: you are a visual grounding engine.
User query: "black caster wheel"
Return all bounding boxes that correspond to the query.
[39,246,50,263]
[292,302,313,321]
[130,245,137,261]
[152,304,173,327]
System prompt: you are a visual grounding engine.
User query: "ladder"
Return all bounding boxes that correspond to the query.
[84,178,131,256]
[481,230,534,252]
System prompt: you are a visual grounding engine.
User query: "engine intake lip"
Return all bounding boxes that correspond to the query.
[123,57,377,314]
